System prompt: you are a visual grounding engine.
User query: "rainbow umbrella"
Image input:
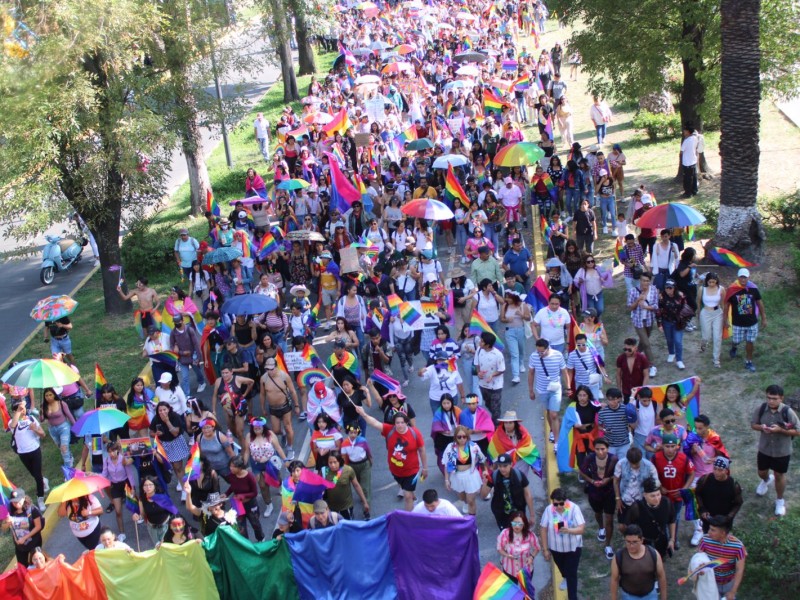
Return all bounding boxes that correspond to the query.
[277,178,311,191]
[71,408,131,436]
[401,198,455,221]
[634,202,706,229]
[30,295,79,322]
[381,61,414,75]
[394,44,416,55]
[493,142,545,167]
[45,474,111,504]
[2,359,79,388]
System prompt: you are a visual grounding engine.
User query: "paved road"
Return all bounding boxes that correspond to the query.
[42,249,553,593]
[0,23,279,367]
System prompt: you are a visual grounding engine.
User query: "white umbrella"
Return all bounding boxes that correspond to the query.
[456,12,477,21]
[432,154,470,169]
[436,22,455,30]
[443,80,472,90]
[355,74,381,85]
[456,65,481,77]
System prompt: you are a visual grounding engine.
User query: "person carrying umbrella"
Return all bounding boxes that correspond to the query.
[57,491,104,550]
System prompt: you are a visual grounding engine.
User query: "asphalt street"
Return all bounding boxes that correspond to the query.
[0,23,279,367]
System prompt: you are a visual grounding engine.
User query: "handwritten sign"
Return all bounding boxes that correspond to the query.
[284,351,312,372]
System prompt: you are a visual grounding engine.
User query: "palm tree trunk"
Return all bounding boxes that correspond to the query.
[712,0,765,262]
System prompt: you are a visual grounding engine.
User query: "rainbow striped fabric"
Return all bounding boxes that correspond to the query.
[322,108,353,135]
[206,188,220,217]
[94,362,107,401]
[487,424,541,477]
[708,246,756,268]
[0,466,17,520]
[510,74,531,90]
[183,440,202,482]
[474,562,527,600]
[444,164,470,209]
[483,88,508,116]
[632,376,701,430]
[258,231,280,259]
[469,311,504,351]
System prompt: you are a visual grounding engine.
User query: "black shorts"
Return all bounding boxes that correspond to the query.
[588,492,616,516]
[757,452,790,474]
[269,403,292,419]
[109,480,127,500]
[393,474,418,492]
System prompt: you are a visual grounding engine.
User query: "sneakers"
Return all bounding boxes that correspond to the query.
[713,360,721,368]
[690,529,704,546]
[397,488,405,498]
[756,473,775,496]
[43,477,49,493]
[649,366,657,377]
[197,383,207,393]
[363,511,371,521]
[118,533,127,543]
[459,501,468,514]
[775,499,786,516]
[298,411,307,421]
[519,366,526,373]
[729,345,738,359]
[602,226,609,234]
[745,361,756,372]
[549,432,555,443]
[667,354,675,363]
[604,546,614,560]
[401,380,409,387]
[676,361,686,370]
[512,377,520,384]
[176,481,183,492]
[264,503,274,518]
[38,498,46,512]
[105,503,114,513]
[559,580,567,591]
[286,448,295,460]
[483,491,493,501]
[597,528,606,542]
[553,443,558,454]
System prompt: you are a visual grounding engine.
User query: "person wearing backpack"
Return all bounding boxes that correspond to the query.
[480,453,537,530]
[610,524,667,600]
[750,384,799,516]
[1,489,44,566]
[356,406,427,512]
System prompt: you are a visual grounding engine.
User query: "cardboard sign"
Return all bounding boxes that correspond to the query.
[354,132,373,148]
[339,246,360,273]
[284,351,312,372]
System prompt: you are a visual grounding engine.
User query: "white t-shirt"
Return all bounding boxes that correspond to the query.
[12,416,42,454]
[420,365,463,402]
[412,498,463,517]
[633,401,657,436]
[681,134,698,166]
[68,495,102,538]
[498,185,522,209]
[254,118,270,141]
[533,307,571,346]
[155,385,188,415]
[473,347,506,390]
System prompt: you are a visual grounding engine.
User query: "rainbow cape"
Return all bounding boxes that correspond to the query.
[473,561,527,600]
[127,389,152,431]
[487,424,541,477]
[322,108,353,135]
[556,402,598,473]
[444,164,470,209]
[431,406,462,436]
[708,246,756,268]
[632,376,701,430]
[283,469,335,527]
[94,363,107,401]
[469,311,504,351]
[327,351,361,379]
[297,368,328,387]
[183,440,201,482]
[0,466,17,520]
[206,188,220,217]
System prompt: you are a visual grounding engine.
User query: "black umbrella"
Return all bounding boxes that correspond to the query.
[453,52,488,64]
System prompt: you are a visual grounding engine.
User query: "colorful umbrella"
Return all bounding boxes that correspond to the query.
[493,142,545,167]
[2,359,80,388]
[395,44,416,55]
[405,138,434,151]
[381,61,414,75]
[202,247,243,265]
[227,197,269,206]
[443,80,472,90]
[634,202,706,229]
[277,178,311,191]
[71,408,131,436]
[354,1,377,9]
[45,475,111,504]
[30,295,79,322]
[401,198,455,221]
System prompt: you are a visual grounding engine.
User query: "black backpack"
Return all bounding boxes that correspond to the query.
[757,402,791,425]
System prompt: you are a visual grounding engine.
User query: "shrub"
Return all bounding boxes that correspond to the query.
[763,189,800,232]
[121,216,178,279]
[737,508,800,595]
[632,110,682,141]
[694,197,719,229]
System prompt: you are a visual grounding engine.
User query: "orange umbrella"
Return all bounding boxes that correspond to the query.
[382,62,414,75]
[395,44,416,55]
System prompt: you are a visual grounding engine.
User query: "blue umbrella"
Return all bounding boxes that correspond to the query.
[221,294,278,316]
[202,246,243,265]
[71,408,130,436]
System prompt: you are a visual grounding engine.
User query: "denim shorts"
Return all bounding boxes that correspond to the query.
[537,389,562,412]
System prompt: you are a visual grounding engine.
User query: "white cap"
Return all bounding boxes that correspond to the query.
[158,372,173,384]
[737,268,750,278]
[642,194,653,205]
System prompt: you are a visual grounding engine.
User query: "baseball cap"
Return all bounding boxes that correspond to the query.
[496,454,512,465]
[737,268,750,278]
[265,358,277,370]
[581,308,597,317]
[314,381,327,398]
[9,489,26,504]
[158,372,173,384]
[662,433,680,445]
[179,228,189,235]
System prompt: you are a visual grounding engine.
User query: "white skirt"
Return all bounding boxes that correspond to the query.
[450,468,482,494]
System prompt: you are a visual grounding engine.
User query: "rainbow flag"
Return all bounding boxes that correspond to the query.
[307,298,322,329]
[231,496,246,517]
[399,301,422,327]
[327,351,361,378]
[708,247,756,268]
[183,440,201,482]
[292,469,336,527]
[297,368,328,387]
[544,115,553,141]
[474,562,527,600]
[263,460,281,489]
[510,74,531,91]
[483,88,508,116]
[94,363,107,401]
[462,37,473,50]
[501,59,518,71]
[258,231,280,259]
[685,226,696,241]
[91,436,103,453]
[0,395,10,430]
[469,311,504,351]
[127,402,149,431]
[149,351,179,366]
[487,425,541,477]
[444,164,470,209]
[679,488,700,520]
[206,188,220,217]
[567,313,583,353]
[275,347,290,373]
[526,275,552,313]
[677,559,726,586]
[0,466,17,520]
[614,238,625,267]
[153,436,169,462]
[322,108,352,135]
[301,343,319,365]
[517,566,535,599]
[370,369,400,392]
[123,483,139,515]
[633,376,701,430]
[386,294,403,317]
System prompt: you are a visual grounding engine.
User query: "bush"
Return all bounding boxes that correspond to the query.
[694,197,719,229]
[737,508,800,595]
[763,189,800,232]
[121,216,179,279]
[632,110,682,141]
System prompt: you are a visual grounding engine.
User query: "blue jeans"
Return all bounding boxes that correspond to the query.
[625,277,636,294]
[662,321,684,361]
[178,361,206,396]
[505,326,526,379]
[584,292,605,318]
[600,195,616,228]
[595,123,607,143]
[608,442,631,458]
[633,432,653,461]
[565,188,581,215]
[48,421,73,467]
[621,590,658,600]
[485,225,499,252]
[257,137,269,159]
[672,499,684,538]
[456,225,467,256]
[584,181,595,208]
[516,97,528,122]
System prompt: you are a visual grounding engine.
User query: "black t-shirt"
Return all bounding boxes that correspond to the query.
[150,411,185,442]
[47,317,71,337]
[575,402,601,432]
[142,496,171,526]
[624,497,675,545]
[573,208,595,236]
[338,388,366,424]
[729,286,761,327]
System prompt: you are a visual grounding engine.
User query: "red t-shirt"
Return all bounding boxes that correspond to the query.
[381,423,424,478]
[653,451,694,501]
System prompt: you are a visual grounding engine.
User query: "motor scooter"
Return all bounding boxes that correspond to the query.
[40,232,87,285]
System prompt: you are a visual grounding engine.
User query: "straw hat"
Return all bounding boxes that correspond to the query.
[497,410,522,422]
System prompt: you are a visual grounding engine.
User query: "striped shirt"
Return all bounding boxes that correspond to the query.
[598,405,630,447]
[699,534,747,585]
[627,285,659,328]
[540,502,585,552]
[566,349,600,386]
[529,350,567,394]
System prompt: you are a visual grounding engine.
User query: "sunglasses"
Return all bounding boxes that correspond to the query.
[552,501,565,507]
[456,435,467,439]
[585,259,595,263]
[663,419,676,424]
[511,521,524,526]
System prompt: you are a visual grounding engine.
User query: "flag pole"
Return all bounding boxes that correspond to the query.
[308,349,359,408]
[134,519,141,552]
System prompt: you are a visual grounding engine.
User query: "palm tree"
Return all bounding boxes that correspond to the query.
[713,0,765,261]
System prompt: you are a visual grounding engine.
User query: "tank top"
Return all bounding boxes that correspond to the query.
[505,305,526,328]
[343,302,361,327]
[618,548,657,596]
[249,437,275,462]
[233,322,253,346]
[199,432,229,471]
[702,287,722,309]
